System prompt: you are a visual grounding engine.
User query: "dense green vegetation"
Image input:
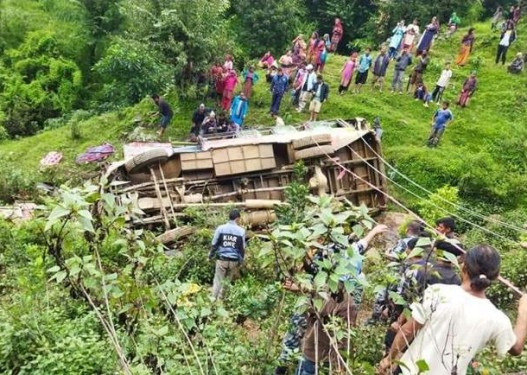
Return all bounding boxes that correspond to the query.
[1,0,527,374]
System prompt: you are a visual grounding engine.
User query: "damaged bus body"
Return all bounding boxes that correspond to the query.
[108,119,387,231]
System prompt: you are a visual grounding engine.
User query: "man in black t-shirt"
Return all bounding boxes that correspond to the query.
[151,94,173,137]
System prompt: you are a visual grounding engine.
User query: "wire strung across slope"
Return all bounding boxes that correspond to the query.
[311,140,525,297]
[345,145,521,246]
[357,132,527,234]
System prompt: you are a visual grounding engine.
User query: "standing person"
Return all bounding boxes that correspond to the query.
[446,11,461,37]
[406,51,429,93]
[513,5,522,25]
[371,48,390,92]
[491,6,504,30]
[402,19,420,51]
[338,52,358,95]
[279,50,294,77]
[270,67,289,116]
[223,54,233,71]
[455,28,476,67]
[318,37,330,73]
[496,23,517,65]
[259,51,275,69]
[221,69,238,111]
[391,48,412,94]
[354,48,373,93]
[457,71,478,108]
[297,64,317,112]
[151,94,173,137]
[230,92,249,127]
[330,18,344,52]
[378,245,527,375]
[431,62,453,104]
[416,17,440,54]
[388,21,406,59]
[308,74,329,122]
[427,100,454,147]
[209,210,246,300]
[292,63,307,106]
[307,32,324,69]
[292,35,307,65]
[209,62,224,103]
[241,66,259,99]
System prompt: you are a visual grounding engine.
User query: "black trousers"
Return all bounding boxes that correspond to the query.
[431,85,445,103]
[496,44,509,65]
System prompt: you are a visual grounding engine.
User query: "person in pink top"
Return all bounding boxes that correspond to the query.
[221,70,238,111]
[259,51,275,68]
[338,52,358,95]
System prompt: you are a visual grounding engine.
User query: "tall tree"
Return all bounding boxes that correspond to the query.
[230,0,309,57]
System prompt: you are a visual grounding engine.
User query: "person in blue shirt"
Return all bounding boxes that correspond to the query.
[354,48,373,93]
[428,100,454,147]
[270,67,290,116]
[209,209,246,299]
[230,92,249,127]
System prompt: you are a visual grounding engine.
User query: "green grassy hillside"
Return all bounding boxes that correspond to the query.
[1,21,526,212]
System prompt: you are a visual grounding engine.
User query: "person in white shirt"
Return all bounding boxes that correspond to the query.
[296,64,317,112]
[378,244,527,375]
[430,62,453,104]
[496,23,517,65]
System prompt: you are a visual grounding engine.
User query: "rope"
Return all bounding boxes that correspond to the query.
[358,133,527,234]
[312,140,524,297]
[345,145,520,245]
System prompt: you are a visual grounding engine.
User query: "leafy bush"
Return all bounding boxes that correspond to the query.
[417,185,460,225]
[93,38,172,107]
[0,30,83,137]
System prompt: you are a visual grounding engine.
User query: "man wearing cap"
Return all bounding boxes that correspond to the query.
[297,64,317,112]
[209,210,246,300]
[270,67,289,116]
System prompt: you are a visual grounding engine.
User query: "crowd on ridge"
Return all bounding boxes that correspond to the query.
[153,7,525,149]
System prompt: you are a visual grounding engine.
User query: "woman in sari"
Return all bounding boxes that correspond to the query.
[292,35,307,65]
[258,51,274,68]
[242,66,259,99]
[416,17,440,54]
[330,18,343,52]
[221,69,238,111]
[307,32,324,69]
[403,19,420,50]
[455,28,475,66]
[457,72,477,108]
[388,20,406,59]
[338,52,358,94]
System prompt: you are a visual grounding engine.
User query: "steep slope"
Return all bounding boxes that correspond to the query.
[0,21,526,210]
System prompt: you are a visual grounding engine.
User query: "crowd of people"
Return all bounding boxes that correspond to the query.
[149,7,525,149]
[208,208,527,375]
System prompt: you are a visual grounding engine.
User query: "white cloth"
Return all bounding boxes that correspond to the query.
[400,284,516,375]
[436,69,453,88]
[500,31,512,47]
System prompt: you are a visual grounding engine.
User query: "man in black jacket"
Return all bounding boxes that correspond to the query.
[309,75,329,121]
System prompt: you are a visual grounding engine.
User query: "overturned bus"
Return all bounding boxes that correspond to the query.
[107,118,387,237]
